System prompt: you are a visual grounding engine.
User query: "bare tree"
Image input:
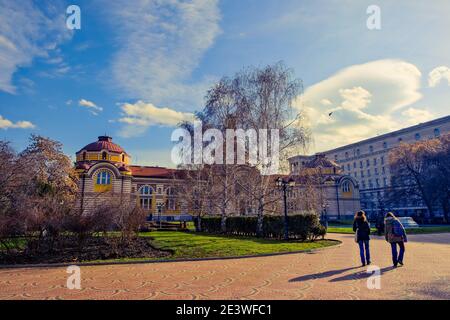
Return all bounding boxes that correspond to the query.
[198,62,310,236]
[389,135,450,222]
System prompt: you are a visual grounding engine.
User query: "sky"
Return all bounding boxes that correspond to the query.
[1,0,450,167]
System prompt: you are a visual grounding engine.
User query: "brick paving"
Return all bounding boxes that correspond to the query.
[0,233,449,300]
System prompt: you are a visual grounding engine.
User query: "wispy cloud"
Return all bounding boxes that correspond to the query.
[0,0,72,94]
[78,99,103,115]
[0,115,35,129]
[295,59,425,153]
[105,0,221,110]
[428,66,450,87]
[116,100,195,137]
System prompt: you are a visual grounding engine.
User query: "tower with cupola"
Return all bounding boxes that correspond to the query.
[75,136,133,214]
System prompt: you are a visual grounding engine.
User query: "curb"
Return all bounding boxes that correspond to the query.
[0,239,342,270]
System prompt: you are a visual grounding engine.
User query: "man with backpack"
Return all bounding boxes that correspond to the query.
[384,212,408,268]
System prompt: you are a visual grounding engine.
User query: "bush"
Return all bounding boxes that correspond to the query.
[196,213,326,241]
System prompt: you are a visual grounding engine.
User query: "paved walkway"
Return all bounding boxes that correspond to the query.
[1,233,449,300]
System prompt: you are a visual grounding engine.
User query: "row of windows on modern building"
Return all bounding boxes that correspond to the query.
[333,128,441,161]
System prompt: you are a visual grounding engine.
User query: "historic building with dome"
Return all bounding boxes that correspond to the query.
[75,136,184,219]
[75,136,360,220]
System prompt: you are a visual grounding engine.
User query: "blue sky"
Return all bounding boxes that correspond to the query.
[1,0,450,166]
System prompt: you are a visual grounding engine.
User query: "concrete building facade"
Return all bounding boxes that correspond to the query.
[289,115,450,219]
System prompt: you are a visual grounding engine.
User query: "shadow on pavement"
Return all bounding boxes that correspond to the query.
[289,266,360,282]
[329,266,396,282]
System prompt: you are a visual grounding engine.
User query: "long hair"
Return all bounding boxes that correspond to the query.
[354,210,367,222]
[385,212,397,220]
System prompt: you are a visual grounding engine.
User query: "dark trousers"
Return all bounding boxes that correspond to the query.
[358,240,371,265]
[391,242,405,265]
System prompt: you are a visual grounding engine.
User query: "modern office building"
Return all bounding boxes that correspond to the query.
[289,115,450,219]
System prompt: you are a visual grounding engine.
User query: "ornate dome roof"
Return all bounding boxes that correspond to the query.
[77,136,127,154]
[304,153,340,169]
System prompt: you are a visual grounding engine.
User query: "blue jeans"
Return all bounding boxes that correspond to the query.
[391,242,405,265]
[358,240,371,265]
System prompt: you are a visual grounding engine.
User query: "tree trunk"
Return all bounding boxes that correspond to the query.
[196,214,202,232]
[221,213,227,233]
[256,199,264,237]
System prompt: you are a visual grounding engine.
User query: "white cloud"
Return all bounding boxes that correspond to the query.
[401,107,435,125]
[0,0,72,93]
[295,59,424,152]
[117,101,195,137]
[78,99,103,115]
[105,0,221,110]
[0,115,35,129]
[428,66,450,87]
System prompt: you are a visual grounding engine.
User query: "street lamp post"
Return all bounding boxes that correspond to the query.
[157,203,164,228]
[276,177,296,240]
[322,203,329,229]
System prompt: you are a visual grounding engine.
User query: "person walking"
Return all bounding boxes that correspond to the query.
[384,212,408,268]
[353,210,371,266]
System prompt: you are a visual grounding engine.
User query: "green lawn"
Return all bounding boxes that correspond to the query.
[140,231,339,260]
[327,225,450,234]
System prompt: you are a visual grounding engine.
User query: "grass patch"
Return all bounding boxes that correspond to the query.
[1,231,339,264]
[140,231,338,260]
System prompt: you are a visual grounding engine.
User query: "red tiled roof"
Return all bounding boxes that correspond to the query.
[77,136,126,154]
[129,166,177,178]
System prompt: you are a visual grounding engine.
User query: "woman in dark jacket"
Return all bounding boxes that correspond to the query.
[353,210,371,266]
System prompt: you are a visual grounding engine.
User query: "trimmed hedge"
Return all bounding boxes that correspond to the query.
[195,213,326,241]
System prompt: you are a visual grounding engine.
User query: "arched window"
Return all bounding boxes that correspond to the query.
[342,181,350,193]
[139,185,153,196]
[434,128,440,137]
[96,171,111,185]
[166,187,175,195]
[102,151,107,160]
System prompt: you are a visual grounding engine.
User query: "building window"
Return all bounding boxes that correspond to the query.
[122,154,125,162]
[369,180,373,188]
[342,181,351,193]
[362,181,366,189]
[369,145,374,153]
[96,171,111,185]
[347,164,350,171]
[140,198,152,210]
[382,167,385,174]
[367,169,371,177]
[383,141,387,149]
[353,162,357,168]
[139,185,153,195]
[415,133,420,141]
[166,199,176,210]
[345,152,349,159]
[102,151,107,160]
[434,128,440,137]
[381,156,384,165]
[139,185,153,210]
[82,152,87,161]
[166,187,175,195]
[383,177,387,186]
[335,154,338,161]
[359,161,363,168]
[375,167,378,175]
[356,149,360,156]
[366,159,370,167]
[376,178,380,187]
[361,170,364,177]
[373,158,377,165]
